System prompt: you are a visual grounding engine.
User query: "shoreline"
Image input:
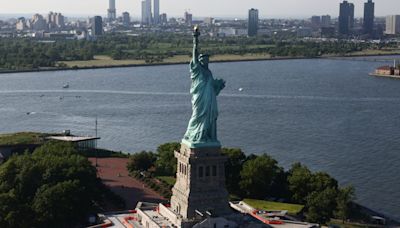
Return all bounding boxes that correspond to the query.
[369,73,400,79]
[1,53,400,75]
[0,132,399,223]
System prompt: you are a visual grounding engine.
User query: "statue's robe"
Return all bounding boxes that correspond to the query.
[184,60,223,144]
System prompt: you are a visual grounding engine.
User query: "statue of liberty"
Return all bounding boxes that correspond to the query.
[183,26,226,147]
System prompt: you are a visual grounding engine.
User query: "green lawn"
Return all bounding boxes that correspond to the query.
[156,176,176,186]
[328,219,379,228]
[243,198,304,214]
[0,132,50,146]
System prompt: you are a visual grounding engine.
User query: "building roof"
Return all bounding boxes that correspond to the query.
[48,136,100,142]
[376,65,393,70]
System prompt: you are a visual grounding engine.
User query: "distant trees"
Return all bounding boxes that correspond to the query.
[0,34,389,71]
[126,142,179,176]
[127,151,157,172]
[239,154,284,199]
[155,142,180,176]
[222,148,246,195]
[335,186,356,222]
[0,38,95,70]
[0,142,105,228]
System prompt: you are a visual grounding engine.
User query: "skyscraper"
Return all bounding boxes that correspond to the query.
[160,13,167,25]
[385,15,400,35]
[248,8,259,37]
[321,15,331,27]
[339,1,355,35]
[363,0,375,35]
[92,16,103,36]
[122,12,130,26]
[311,16,321,28]
[141,0,152,25]
[108,0,116,21]
[31,14,47,31]
[184,11,192,26]
[153,0,160,25]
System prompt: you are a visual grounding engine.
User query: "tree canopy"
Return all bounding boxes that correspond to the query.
[0,142,103,228]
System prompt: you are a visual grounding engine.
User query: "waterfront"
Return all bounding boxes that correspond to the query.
[0,58,399,220]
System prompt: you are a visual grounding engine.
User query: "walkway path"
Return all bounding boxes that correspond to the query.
[89,157,164,209]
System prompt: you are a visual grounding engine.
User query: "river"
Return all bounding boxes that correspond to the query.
[0,58,399,220]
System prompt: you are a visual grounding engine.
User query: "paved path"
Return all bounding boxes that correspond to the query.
[89,157,164,209]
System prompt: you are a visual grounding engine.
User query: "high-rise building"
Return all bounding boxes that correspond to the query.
[122,12,130,26]
[55,13,65,28]
[248,8,259,36]
[184,11,193,26]
[92,16,103,36]
[363,0,375,35]
[16,17,26,31]
[339,1,355,35]
[47,12,64,29]
[108,0,116,21]
[31,14,47,31]
[160,13,167,25]
[153,0,160,25]
[311,16,321,28]
[385,15,400,35]
[321,15,331,27]
[204,17,214,25]
[141,0,152,25]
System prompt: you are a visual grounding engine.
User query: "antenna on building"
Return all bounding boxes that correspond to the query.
[95,116,98,167]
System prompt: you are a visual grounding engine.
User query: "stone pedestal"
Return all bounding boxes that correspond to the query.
[170,142,231,219]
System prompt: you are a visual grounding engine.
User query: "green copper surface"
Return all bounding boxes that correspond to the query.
[183,26,225,148]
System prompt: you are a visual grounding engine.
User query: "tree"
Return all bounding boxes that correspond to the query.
[311,171,338,192]
[0,142,102,228]
[239,154,283,199]
[335,185,355,223]
[287,163,314,204]
[222,148,246,195]
[127,151,156,172]
[305,187,338,224]
[155,142,180,176]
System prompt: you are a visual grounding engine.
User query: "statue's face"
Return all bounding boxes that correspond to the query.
[199,56,209,67]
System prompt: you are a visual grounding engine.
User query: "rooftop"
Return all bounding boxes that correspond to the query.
[48,136,100,142]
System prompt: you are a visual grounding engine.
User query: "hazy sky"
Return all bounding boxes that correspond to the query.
[0,0,399,18]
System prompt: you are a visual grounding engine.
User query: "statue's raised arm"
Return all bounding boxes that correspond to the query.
[192,26,200,64]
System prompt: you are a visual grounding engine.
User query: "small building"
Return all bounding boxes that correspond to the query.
[375,65,394,75]
[48,136,100,151]
[394,68,400,76]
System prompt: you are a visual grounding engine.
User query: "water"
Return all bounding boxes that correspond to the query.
[0,58,399,220]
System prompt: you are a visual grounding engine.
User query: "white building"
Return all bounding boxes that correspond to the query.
[16,17,26,31]
[385,15,400,35]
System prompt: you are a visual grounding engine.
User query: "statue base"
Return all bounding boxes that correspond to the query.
[170,142,231,219]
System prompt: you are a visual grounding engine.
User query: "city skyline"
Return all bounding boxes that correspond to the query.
[0,0,399,18]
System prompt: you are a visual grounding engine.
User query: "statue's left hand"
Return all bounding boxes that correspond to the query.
[214,79,226,95]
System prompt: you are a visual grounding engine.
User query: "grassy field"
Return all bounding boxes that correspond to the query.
[0,132,50,145]
[59,55,146,68]
[346,49,400,56]
[156,176,176,186]
[59,49,399,69]
[59,53,273,68]
[243,198,304,215]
